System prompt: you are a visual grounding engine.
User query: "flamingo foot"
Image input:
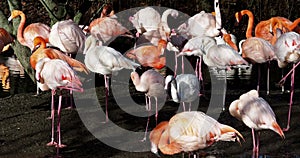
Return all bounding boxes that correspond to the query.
[56,144,67,148]
[47,141,57,146]
[283,126,290,132]
[139,137,146,142]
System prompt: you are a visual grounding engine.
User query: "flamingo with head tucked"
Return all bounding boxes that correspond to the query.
[49,19,86,58]
[229,90,284,156]
[35,58,83,149]
[8,10,50,51]
[273,29,300,131]
[84,35,139,122]
[149,111,244,156]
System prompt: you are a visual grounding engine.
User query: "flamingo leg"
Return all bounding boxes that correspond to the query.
[56,94,66,148]
[47,90,57,146]
[195,58,199,78]
[182,102,186,111]
[284,63,295,131]
[104,75,109,123]
[155,97,158,125]
[267,61,270,95]
[141,96,151,142]
[222,71,227,111]
[198,56,204,92]
[281,69,285,93]
[251,128,257,153]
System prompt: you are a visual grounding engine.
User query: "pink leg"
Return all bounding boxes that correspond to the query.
[266,61,270,95]
[47,90,57,146]
[198,56,204,92]
[251,128,257,152]
[141,96,151,142]
[279,61,300,86]
[155,97,158,125]
[56,95,66,148]
[284,63,295,131]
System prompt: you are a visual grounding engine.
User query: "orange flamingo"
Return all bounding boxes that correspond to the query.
[0,28,14,52]
[236,10,276,95]
[126,39,167,69]
[35,58,83,149]
[8,10,50,51]
[149,111,244,156]
[229,90,284,156]
[31,37,88,73]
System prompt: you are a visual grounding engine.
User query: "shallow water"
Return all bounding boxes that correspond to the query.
[0,54,300,157]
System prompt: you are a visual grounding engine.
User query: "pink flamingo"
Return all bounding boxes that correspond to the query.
[149,111,244,156]
[84,35,139,122]
[130,69,166,141]
[229,90,284,156]
[35,58,83,149]
[274,29,300,131]
[49,19,86,57]
[8,10,50,51]
[236,10,277,95]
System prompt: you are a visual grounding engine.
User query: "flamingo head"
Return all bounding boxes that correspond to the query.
[8,10,23,21]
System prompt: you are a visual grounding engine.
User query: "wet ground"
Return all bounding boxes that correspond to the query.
[0,61,300,158]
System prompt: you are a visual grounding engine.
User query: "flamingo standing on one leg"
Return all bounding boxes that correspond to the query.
[131,69,166,141]
[273,29,300,131]
[164,74,200,111]
[149,111,244,156]
[84,35,140,122]
[229,90,284,156]
[8,10,50,51]
[35,58,83,150]
[235,10,277,95]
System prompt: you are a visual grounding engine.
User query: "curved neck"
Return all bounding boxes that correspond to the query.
[288,18,300,31]
[240,10,254,38]
[161,9,172,23]
[16,12,26,45]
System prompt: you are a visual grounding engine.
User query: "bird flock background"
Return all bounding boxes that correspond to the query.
[0,0,300,157]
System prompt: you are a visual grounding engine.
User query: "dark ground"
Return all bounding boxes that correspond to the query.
[1,61,300,158]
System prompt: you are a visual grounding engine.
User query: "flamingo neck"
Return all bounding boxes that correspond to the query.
[241,10,254,38]
[16,12,27,46]
[288,18,300,31]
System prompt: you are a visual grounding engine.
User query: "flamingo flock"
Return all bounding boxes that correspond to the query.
[1,1,300,157]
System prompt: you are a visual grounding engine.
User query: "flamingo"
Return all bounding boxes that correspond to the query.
[178,36,248,110]
[84,35,139,122]
[87,16,131,44]
[8,10,50,51]
[229,90,284,156]
[256,17,300,45]
[0,28,14,52]
[35,58,83,149]
[48,19,86,57]
[149,111,244,156]
[235,10,277,95]
[164,74,200,111]
[130,69,166,141]
[273,29,300,131]
[177,0,222,38]
[129,7,161,37]
[126,39,167,70]
[31,36,88,95]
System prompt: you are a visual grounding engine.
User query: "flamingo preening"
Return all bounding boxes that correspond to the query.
[229,90,284,156]
[149,111,244,156]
